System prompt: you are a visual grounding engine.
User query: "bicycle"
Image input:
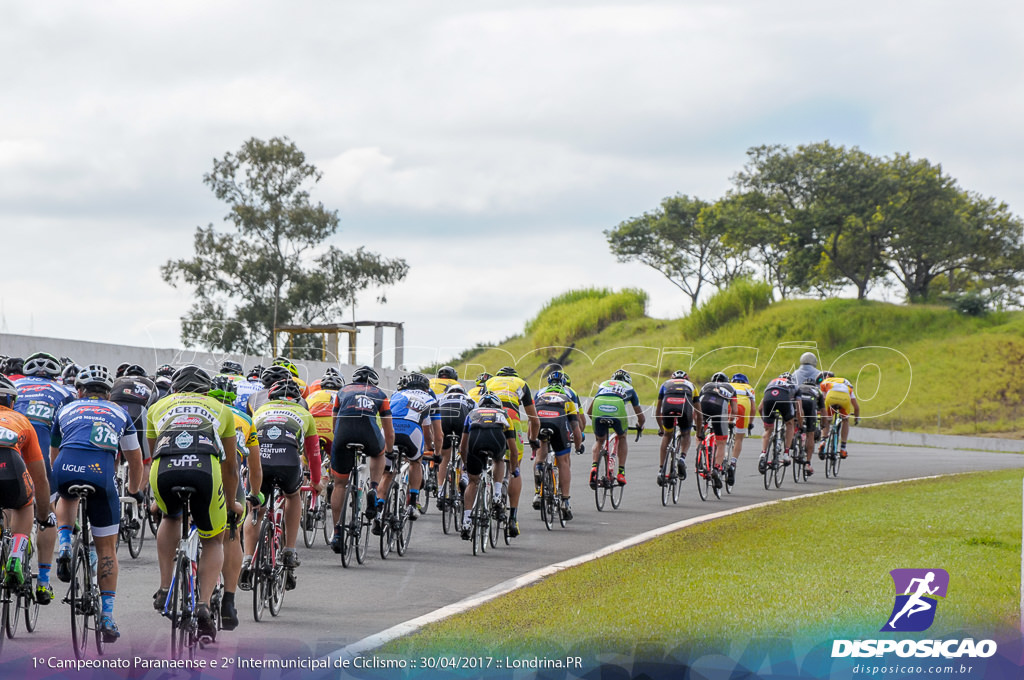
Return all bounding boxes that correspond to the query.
[594,425,641,511]
[299,473,328,550]
[377,445,412,560]
[337,443,370,568]
[469,454,495,556]
[1,512,42,655]
[823,410,843,478]
[659,424,683,506]
[763,410,787,490]
[61,484,104,659]
[438,434,465,536]
[115,460,144,559]
[250,484,286,621]
[693,421,721,501]
[419,451,440,516]
[791,426,810,484]
[536,428,564,530]
[491,459,511,548]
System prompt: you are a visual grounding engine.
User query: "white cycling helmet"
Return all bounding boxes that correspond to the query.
[800,352,817,367]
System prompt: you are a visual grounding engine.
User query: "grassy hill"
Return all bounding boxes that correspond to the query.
[444,284,1024,436]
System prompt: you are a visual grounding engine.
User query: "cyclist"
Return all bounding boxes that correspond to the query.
[727,373,757,486]
[467,372,492,403]
[797,376,824,476]
[14,352,74,604]
[758,372,803,473]
[328,366,394,553]
[429,365,460,396]
[459,393,518,540]
[154,364,175,400]
[0,376,54,590]
[233,364,264,412]
[377,372,440,524]
[271,356,308,396]
[794,351,820,386]
[819,372,860,458]
[208,376,261,630]
[531,383,583,520]
[52,364,144,643]
[655,370,695,485]
[243,379,321,591]
[61,363,82,387]
[587,369,645,487]
[246,364,301,415]
[216,360,244,382]
[485,367,540,537]
[307,371,343,454]
[305,367,342,396]
[693,372,736,489]
[2,357,25,381]
[110,365,158,484]
[435,383,476,509]
[147,365,241,643]
[559,372,587,430]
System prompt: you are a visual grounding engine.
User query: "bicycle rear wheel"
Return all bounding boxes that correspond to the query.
[594,452,608,511]
[696,445,710,501]
[69,543,91,659]
[541,468,555,530]
[339,487,353,568]
[396,502,412,557]
[661,459,671,506]
[269,531,285,617]
[300,490,316,549]
[773,442,785,488]
[23,571,40,632]
[126,503,144,559]
[2,584,15,641]
[441,467,455,534]
[168,557,189,658]
[379,489,397,560]
[145,488,160,536]
[252,523,271,622]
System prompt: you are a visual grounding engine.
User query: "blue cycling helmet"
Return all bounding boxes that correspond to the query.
[731,373,749,384]
[546,370,566,386]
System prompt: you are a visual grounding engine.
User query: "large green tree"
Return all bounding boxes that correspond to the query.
[163,137,408,356]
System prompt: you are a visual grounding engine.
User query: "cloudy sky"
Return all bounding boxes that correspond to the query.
[2,1,1020,368]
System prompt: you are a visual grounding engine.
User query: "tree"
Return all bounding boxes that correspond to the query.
[162,137,409,356]
[604,194,742,308]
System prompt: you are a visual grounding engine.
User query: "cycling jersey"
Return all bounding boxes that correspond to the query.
[698,382,736,439]
[247,388,308,417]
[484,375,534,418]
[463,406,515,475]
[729,381,756,430]
[252,399,319,495]
[762,379,798,424]
[233,378,263,411]
[821,377,856,398]
[823,378,855,416]
[306,388,338,442]
[533,391,578,454]
[437,391,476,440]
[428,377,459,396]
[658,378,695,431]
[467,386,486,403]
[798,384,824,429]
[14,376,74,488]
[0,405,43,510]
[536,384,585,412]
[389,388,439,460]
[331,382,391,476]
[147,393,234,460]
[591,379,638,438]
[110,375,157,461]
[228,405,258,458]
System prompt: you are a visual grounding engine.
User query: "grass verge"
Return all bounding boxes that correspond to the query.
[382,469,1022,656]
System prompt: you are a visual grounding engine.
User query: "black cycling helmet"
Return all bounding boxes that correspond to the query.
[437,365,458,380]
[268,379,303,402]
[496,366,518,377]
[155,364,175,378]
[404,373,430,392]
[23,352,62,378]
[612,369,632,384]
[0,375,18,406]
[123,364,147,378]
[320,374,343,391]
[351,365,379,385]
[247,364,264,380]
[260,365,292,388]
[475,372,492,386]
[220,360,243,376]
[445,383,467,394]
[478,393,503,409]
[171,365,213,394]
[710,372,729,383]
[1,357,24,376]
[272,356,300,378]
[546,370,566,386]
[62,363,82,385]
[76,364,115,391]
[323,367,340,377]
[209,375,238,404]
[115,362,131,378]
[816,370,834,385]
[671,370,689,380]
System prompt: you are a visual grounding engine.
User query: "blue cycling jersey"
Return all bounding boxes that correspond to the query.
[389,389,438,435]
[14,376,75,442]
[51,396,139,454]
[233,378,263,410]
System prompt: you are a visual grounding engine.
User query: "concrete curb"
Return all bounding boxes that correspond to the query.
[849,426,1024,453]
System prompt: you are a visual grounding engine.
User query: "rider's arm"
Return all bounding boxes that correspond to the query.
[654,397,665,431]
[381,414,395,452]
[220,434,240,514]
[632,403,646,430]
[303,435,321,485]
[123,446,144,495]
[246,444,262,497]
[570,418,582,448]
[22,429,50,522]
[524,403,540,439]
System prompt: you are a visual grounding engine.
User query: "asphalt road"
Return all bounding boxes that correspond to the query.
[6,439,1024,663]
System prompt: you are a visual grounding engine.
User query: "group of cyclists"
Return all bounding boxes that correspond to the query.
[0,349,861,652]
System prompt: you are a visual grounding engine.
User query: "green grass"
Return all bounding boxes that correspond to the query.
[383,470,1022,655]
[522,287,648,347]
[446,287,1024,434]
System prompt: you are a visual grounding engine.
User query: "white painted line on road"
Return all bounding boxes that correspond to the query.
[335,472,953,658]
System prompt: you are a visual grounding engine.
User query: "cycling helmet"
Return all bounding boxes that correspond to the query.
[478,393,503,409]
[209,375,238,404]
[23,352,62,378]
[405,372,430,392]
[816,370,834,385]
[437,366,458,380]
[546,370,566,386]
[268,379,303,402]
[779,372,794,383]
[323,367,340,377]
[731,373,749,384]
[155,364,176,378]
[320,374,344,391]
[272,356,300,378]
[475,372,492,386]
[612,369,632,384]
[351,365,379,385]
[0,375,17,406]
[562,373,572,387]
[59,356,74,368]
[115,362,131,378]
[445,383,467,394]
[220,360,243,376]
[544,384,566,396]
[710,372,729,383]
[76,364,115,391]
[800,352,817,367]
[171,365,213,394]
[260,365,292,388]
[396,375,411,390]
[1,357,24,376]
[247,364,264,380]
[671,370,689,380]
[62,363,82,385]
[496,366,518,377]
[123,364,147,378]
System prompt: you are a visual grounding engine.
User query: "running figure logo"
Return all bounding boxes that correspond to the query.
[881,569,949,632]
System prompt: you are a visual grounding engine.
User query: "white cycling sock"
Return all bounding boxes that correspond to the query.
[494,481,503,498]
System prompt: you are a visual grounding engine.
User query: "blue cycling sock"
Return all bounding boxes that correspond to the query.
[58,526,72,550]
[38,564,51,585]
[101,591,115,617]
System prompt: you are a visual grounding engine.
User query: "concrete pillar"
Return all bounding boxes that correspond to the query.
[327,332,339,363]
[394,324,404,369]
[348,332,356,366]
[373,325,384,370]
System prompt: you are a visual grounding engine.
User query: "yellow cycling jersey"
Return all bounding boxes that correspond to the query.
[229,406,258,457]
[822,377,856,399]
[468,386,486,403]
[730,382,755,402]
[305,388,337,440]
[429,378,459,396]
[484,375,532,417]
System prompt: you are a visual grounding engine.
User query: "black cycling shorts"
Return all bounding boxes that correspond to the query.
[261,464,303,497]
[465,428,507,476]
[699,396,730,438]
[762,397,795,424]
[538,418,571,455]
[331,422,385,476]
[440,414,465,440]
[0,449,32,509]
[660,401,693,432]
[800,397,818,432]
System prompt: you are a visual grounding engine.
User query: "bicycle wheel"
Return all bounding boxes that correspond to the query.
[610,462,624,509]
[594,452,608,511]
[502,492,511,545]
[268,530,285,617]
[773,439,785,488]
[396,501,412,557]
[661,454,671,506]
[379,489,397,560]
[300,490,316,549]
[252,522,271,622]
[69,543,91,659]
[541,468,554,530]
[126,503,144,559]
[672,466,682,503]
[695,445,709,501]
[23,573,40,632]
[830,449,841,477]
[145,488,160,536]
[440,467,455,534]
[321,484,332,546]
[338,486,353,568]
[2,584,15,641]
[168,557,187,658]
[354,486,369,565]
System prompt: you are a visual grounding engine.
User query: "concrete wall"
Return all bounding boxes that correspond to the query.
[0,333,406,391]
[847,425,1024,453]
